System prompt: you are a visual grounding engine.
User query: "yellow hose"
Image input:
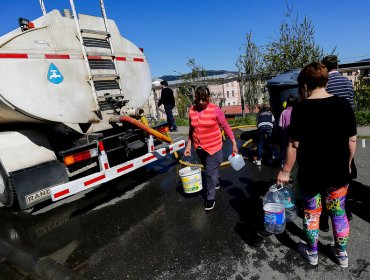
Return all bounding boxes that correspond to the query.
[242,139,253,148]
[120,116,172,143]
[173,124,256,168]
[114,116,255,169]
[140,115,149,126]
[231,125,256,130]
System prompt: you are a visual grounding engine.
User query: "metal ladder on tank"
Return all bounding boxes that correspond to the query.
[38,0,125,119]
[71,0,126,119]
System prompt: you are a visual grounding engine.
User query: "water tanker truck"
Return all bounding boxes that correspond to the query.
[0,0,184,210]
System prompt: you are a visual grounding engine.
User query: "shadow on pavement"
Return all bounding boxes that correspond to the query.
[228,178,270,247]
[348,180,370,223]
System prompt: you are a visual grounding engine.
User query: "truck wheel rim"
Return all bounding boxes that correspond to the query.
[0,175,5,195]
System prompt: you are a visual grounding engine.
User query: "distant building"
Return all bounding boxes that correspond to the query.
[148,72,268,120]
[146,59,370,121]
[339,58,370,85]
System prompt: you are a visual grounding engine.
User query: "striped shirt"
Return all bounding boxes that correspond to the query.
[188,103,234,155]
[257,111,275,129]
[326,71,354,109]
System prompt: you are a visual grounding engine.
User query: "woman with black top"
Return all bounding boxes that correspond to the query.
[277,62,357,268]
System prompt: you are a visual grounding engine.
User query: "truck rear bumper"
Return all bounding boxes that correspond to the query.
[50,140,185,202]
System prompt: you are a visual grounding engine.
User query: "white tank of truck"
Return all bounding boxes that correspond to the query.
[0,9,151,129]
[0,2,185,211]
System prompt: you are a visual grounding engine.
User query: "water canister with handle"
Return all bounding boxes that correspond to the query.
[277,184,297,222]
[179,166,203,193]
[263,184,286,234]
[228,153,245,171]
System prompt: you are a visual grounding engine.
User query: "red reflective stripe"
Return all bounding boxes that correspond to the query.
[54,189,70,199]
[117,163,134,173]
[45,54,70,59]
[151,145,154,152]
[87,55,103,60]
[84,174,105,186]
[179,143,185,148]
[133,57,144,62]
[142,155,155,163]
[98,141,105,152]
[104,163,109,170]
[0,53,28,58]
[116,56,126,61]
[162,150,167,155]
[170,147,173,152]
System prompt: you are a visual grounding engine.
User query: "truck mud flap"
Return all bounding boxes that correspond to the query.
[11,161,69,210]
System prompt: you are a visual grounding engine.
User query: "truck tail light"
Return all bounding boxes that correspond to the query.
[63,148,99,166]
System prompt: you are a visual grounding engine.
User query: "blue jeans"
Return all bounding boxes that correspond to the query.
[257,126,272,161]
[164,105,177,130]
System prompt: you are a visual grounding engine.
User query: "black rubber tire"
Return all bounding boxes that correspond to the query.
[0,163,17,208]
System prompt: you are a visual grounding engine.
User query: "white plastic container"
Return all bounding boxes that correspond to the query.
[179,167,203,193]
[228,153,245,171]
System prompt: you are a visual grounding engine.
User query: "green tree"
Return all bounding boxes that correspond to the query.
[236,31,264,113]
[355,77,370,111]
[175,58,224,118]
[176,86,193,119]
[174,58,205,118]
[263,3,324,72]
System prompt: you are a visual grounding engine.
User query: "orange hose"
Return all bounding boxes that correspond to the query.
[119,116,172,143]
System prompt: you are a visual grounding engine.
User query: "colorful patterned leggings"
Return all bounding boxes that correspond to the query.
[302,185,350,253]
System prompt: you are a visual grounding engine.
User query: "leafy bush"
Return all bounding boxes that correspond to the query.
[227,114,257,126]
[175,117,189,126]
[354,81,370,111]
[355,111,370,126]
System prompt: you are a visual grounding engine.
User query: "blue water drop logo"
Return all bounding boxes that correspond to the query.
[47,63,63,84]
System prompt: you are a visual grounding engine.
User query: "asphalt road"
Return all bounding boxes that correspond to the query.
[0,135,369,280]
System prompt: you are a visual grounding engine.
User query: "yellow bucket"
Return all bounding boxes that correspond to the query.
[179,166,203,193]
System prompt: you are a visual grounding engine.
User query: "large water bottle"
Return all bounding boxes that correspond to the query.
[228,153,245,171]
[263,185,286,234]
[277,184,297,222]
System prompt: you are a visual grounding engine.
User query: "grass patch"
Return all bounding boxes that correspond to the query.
[355,111,370,126]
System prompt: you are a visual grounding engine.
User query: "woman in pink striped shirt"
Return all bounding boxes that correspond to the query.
[184,86,238,211]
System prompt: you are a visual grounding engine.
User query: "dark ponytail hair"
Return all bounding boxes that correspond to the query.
[194,86,210,99]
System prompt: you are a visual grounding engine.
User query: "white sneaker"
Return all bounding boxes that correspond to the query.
[253,160,261,166]
[331,244,348,268]
[298,241,318,265]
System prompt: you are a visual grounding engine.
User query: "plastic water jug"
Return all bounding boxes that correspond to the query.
[263,184,286,234]
[228,153,245,171]
[277,184,297,222]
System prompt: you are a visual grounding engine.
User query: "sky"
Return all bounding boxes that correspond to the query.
[1,0,370,78]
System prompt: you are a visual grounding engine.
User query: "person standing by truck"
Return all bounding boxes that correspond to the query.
[158,80,178,132]
[184,86,238,211]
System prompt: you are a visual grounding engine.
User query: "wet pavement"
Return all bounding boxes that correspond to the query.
[0,133,369,280]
